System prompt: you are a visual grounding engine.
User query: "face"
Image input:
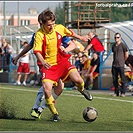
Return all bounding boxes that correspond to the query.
[93,53,98,59]
[82,56,87,63]
[88,32,93,39]
[43,20,55,33]
[114,34,121,42]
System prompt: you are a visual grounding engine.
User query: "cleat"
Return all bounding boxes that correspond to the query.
[30,108,39,118]
[52,114,60,122]
[81,90,93,101]
[38,111,42,119]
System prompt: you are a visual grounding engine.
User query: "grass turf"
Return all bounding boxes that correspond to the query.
[0,84,133,131]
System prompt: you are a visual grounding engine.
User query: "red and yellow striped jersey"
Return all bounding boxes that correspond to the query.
[33,24,73,66]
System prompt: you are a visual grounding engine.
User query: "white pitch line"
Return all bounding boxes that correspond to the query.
[1,86,133,103]
[64,94,133,103]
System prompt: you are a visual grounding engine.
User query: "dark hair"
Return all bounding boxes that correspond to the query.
[38,13,42,25]
[93,51,99,55]
[115,32,121,37]
[24,41,28,45]
[41,9,55,24]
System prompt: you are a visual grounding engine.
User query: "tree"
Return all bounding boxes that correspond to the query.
[54,3,65,25]
[110,2,133,22]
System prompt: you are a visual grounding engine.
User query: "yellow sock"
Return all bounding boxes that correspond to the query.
[76,82,84,93]
[90,84,93,87]
[45,95,58,115]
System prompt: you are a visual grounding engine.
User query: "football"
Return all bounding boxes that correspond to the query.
[83,106,98,122]
[30,80,35,86]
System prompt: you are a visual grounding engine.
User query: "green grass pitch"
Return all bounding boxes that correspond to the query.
[0,83,133,131]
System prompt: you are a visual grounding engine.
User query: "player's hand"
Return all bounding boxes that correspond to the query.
[12,56,19,65]
[81,35,89,42]
[43,62,51,69]
[60,46,65,52]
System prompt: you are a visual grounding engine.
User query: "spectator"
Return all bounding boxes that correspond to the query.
[111,33,128,97]
[83,32,105,62]
[74,52,84,72]
[5,42,14,65]
[14,42,30,86]
[84,52,100,90]
[80,53,92,85]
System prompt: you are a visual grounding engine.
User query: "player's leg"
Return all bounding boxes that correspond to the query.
[69,70,93,101]
[30,79,64,119]
[39,79,64,112]
[30,86,44,118]
[43,82,60,122]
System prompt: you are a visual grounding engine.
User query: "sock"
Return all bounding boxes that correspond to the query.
[39,90,59,110]
[90,84,93,87]
[45,95,58,115]
[76,82,84,93]
[32,86,44,109]
[89,84,93,89]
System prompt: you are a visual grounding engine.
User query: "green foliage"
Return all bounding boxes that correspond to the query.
[54,3,65,25]
[54,2,133,25]
[0,84,133,131]
[110,2,133,22]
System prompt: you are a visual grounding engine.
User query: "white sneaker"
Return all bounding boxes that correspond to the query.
[23,81,26,86]
[14,82,21,85]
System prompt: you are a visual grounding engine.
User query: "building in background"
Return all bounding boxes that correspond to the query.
[0,8,38,26]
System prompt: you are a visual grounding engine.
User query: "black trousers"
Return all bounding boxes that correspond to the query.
[111,66,126,95]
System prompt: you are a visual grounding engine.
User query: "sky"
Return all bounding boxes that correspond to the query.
[1,1,64,14]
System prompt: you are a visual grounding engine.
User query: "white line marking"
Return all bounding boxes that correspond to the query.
[1,86,133,103]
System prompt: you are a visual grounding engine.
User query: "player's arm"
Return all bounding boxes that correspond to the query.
[61,25,88,42]
[35,52,51,69]
[71,31,88,42]
[12,33,35,65]
[60,40,76,53]
[12,44,32,65]
[65,40,76,52]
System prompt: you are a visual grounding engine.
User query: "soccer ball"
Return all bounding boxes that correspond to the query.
[127,85,133,92]
[83,107,98,122]
[30,80,35,86]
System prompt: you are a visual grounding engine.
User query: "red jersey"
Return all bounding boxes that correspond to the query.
[90,37,104,52]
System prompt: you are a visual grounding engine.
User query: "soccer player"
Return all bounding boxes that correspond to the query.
[33,9,93,122]
[12,36,76,119]
[12,13,68,119]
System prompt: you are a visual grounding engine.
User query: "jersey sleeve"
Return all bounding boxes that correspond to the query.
[61,36,70,48]
[33,29,43,54]
[29,33,35,48]
[55,24,73,37]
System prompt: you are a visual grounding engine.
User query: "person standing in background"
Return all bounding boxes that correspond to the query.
[14,41,30,86]
[111,33,128,97]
